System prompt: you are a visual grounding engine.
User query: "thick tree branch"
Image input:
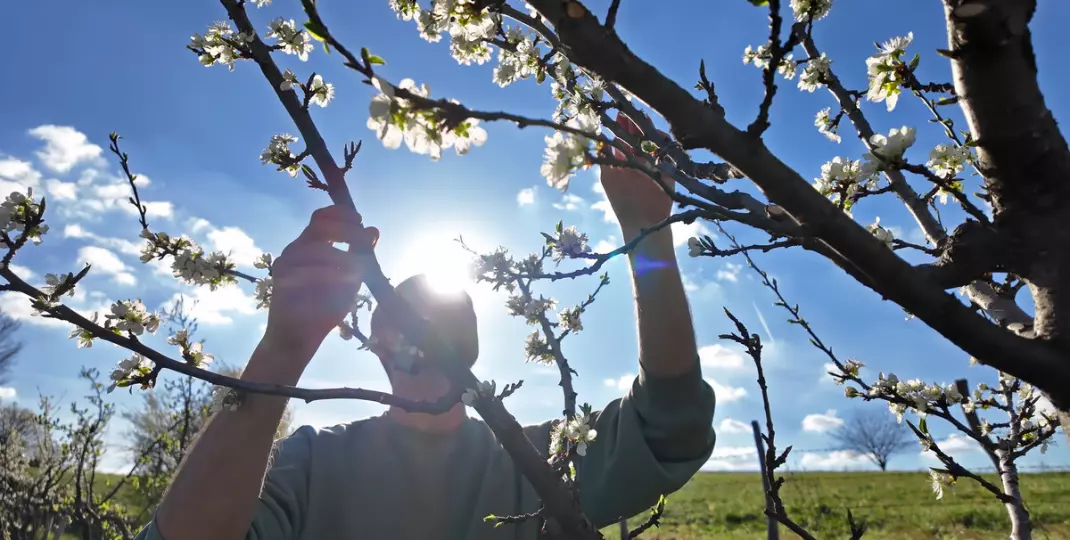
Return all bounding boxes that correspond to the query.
[524,0,1070,404]
[914,219,1008,289]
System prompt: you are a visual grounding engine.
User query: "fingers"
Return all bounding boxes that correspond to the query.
[295,205,368,246]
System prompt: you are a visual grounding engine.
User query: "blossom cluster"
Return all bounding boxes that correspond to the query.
[105,299,161,337]
[461,379,496,407]
[789,0,833,21]
[549,404,599,458]
[865,33,914,111]
[168,328,215,368]
[190,21,253,70]
[107,353,152,393]
[548,224,592,263]
[366,77,488,161]
[0,189,48,247]
[139,229,238,290]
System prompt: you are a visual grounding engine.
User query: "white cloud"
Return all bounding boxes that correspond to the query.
[162,286,257,325]
[699,344,745,369]
[702,445,758,471]
[0,387,15,399]
[717,418,752,434]
[64,224,143,256]
[0,157,42,195]
[590,179,618,224]
[28,125,105,173]
[77,246,136,286]
[705,377,747,402]
[603,374,634,392]
[682,273,721,301]
[207,225,262,268]
[517,187,535,206]
[8,264,34,281]
[716,262,742,282]
[820,362,838,384]
[553,193,585,211]
[0,290,109,329]
[592,237,617,254]
[923,434,981,459]
[802,409,844,432]
[45,179,78,201]
[671,220,711,248]
[799,450,871,470]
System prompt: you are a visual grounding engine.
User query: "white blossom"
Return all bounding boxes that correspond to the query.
[559,306,583,334]
[279,69,300,91]
[260,133,301,176]
[540,131,590,191]
[108,354,151,393]
[926,144,972,178]
[461,379,496,407]
[550,226,591,262]
[743,44,796,79]
[790,0,832,21]
[106,300,160,336]
[191,21,245,71]
[266,18,313,61]
[814,107,841,143]
[308,74,335,107]
[255,277,273,309]
[687,237,704,258]
[524,329,553,364]
[798,53,831,92]
[865,32,913,111]
[867,217,895,247]
[930,470,954,499]
[253,252,273,270]
[813,156,877,206]
[865,126,916,166]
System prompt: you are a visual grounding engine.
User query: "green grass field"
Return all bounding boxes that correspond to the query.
[84,470,1070,539]
[601,471,1070,539]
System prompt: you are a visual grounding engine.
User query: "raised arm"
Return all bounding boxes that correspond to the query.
[139,206,378,540]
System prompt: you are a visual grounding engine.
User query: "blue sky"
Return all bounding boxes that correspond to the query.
[0,0,1067,479]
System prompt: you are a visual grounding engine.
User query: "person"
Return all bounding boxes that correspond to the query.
[135,113,717,540]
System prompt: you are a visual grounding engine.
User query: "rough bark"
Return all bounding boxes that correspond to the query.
[943,0,1070,441]
[526,0,1070,406]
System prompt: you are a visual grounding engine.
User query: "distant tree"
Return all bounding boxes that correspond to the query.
[830,408,914,471]
[0,310,23,385]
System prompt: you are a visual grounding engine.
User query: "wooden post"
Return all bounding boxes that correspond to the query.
[752,420,779,540]
[618,518,628,539]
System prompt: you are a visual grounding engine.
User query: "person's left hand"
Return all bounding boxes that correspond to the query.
[598,111,675,234]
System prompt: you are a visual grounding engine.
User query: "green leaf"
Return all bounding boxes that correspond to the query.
[919,416,929,434]
[361,47,386,65]
[748,0,769,5]
[935,48,955,58]
[536,69,546,84]
[303,20,328,42]
[908,53,920,71]
[640,140,659,154]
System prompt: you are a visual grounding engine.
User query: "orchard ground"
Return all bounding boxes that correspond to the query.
[599,471,1070,539]
[83,469,1070,539]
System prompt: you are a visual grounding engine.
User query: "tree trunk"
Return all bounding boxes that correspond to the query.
[996,450,1032,540]
[942,0,1070,447]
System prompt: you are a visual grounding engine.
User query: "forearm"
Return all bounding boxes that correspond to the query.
[623,226,698,377]
[154,336,309,540]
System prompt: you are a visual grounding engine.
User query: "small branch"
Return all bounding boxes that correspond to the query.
[899,161,990,224]
[625,494,666,538]
[747,3,793,137]
[604,0,622,31]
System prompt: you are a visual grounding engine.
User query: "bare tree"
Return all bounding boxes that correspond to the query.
[830,409,914,471]
[0,311,22,385]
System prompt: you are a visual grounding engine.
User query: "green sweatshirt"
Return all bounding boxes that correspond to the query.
[136,359,716,540]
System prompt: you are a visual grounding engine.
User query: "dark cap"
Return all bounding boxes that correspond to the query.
[369,274,480,367]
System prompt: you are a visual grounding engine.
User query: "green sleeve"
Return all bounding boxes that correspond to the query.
[576,357,716,527]
[133,426,315,540]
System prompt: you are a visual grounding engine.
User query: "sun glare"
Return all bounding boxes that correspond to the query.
[401,235,476,297]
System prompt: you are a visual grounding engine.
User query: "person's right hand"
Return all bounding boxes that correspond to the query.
[263,205,379,360]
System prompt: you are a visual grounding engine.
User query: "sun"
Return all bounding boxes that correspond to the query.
[398,233,476,296]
